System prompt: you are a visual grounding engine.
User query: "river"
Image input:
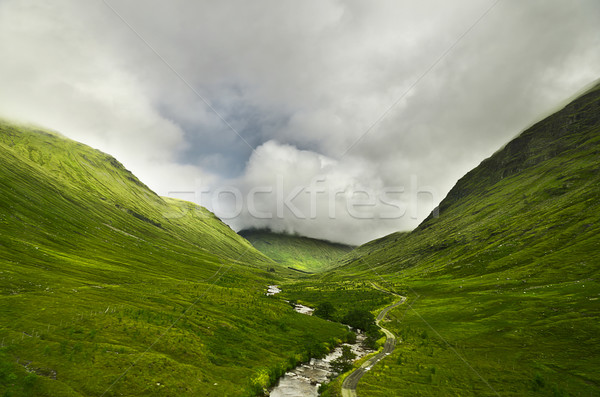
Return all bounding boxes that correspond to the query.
[266,286,373,396]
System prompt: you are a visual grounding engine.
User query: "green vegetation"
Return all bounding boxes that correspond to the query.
[341,309,375,333]
[280,280,394,314]
[289,82,600,395]
[330,345,356,374]
[238,229,354,273]
[279,280,391,353]
[0,122,351,396]
[1,79,599,396]
[314,302,336,320]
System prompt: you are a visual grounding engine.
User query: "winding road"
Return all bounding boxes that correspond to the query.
[341,287,406,397]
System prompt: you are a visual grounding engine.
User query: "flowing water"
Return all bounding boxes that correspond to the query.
[265,285,372,396]
[269,334,371,397]
[292,303,314,315]
[267,285,282,296]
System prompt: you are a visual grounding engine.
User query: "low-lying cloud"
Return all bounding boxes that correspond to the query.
[195,140,438,245]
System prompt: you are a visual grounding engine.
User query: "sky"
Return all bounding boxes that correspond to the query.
[0,0,599,245]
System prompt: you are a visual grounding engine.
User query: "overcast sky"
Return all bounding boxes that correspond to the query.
[1,1,599,245]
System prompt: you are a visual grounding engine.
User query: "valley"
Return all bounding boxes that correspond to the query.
[1,80,599,396]
[0,124,354,396]
[254,81,600,396]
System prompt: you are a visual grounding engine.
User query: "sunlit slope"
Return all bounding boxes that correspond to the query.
[322,83,600,396]
[239,229,354,273]
[0,123,350,396]
[0,123,273,269]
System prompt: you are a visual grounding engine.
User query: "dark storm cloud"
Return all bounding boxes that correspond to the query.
[0,0,598,244]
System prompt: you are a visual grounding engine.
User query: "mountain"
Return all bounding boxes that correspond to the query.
[3,79,598,396]
[239,229,354,273]
[308,82,600,396]
[0,122,352,396]
[335,81,600,277]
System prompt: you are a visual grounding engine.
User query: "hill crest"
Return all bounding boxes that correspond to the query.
[239,228,354,273]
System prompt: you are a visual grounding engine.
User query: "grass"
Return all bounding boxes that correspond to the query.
[1,80,599,396]
[0,122,351,396]
[279,280,394,321]
[353,280,599,396]
[286,82,600,395]
[238,229,354,273]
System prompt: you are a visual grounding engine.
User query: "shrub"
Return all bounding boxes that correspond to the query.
[533,373,545,390]
[330,345,356,374]
[314,302,336,320]
[24,372,37,387]
[342,309,375,331]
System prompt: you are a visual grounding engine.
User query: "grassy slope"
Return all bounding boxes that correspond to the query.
[315,83,600,396]
[238,229,354,273]
[0,123,351,396]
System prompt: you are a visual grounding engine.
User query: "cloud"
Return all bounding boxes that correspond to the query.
[199,140,443,245]
[0,0,598,244]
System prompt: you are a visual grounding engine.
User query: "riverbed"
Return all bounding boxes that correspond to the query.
[269,333,371,397]
[265,285,372,396]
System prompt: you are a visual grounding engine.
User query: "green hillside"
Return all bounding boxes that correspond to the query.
[287,82,600,396]
[0,122,352,396]
[2,81,598,396]
[239,229,354,273]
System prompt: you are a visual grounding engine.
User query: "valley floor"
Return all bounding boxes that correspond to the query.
[280,273,600,397]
